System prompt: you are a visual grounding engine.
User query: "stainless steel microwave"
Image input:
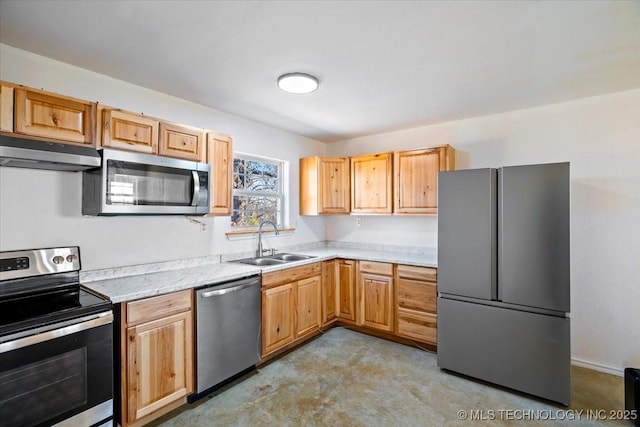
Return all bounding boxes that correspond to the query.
[82,149,210,215]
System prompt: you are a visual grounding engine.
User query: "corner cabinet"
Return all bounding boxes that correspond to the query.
[300,156,350,215]
[350,152,393,214]
[394,145,455,214]
[120,290,194,427]
[13,87,95,145]
[206,133,234,216]
[337,259,356,322]
[261,263,322,358]
[395,265,438,345]
[321,260,338,326]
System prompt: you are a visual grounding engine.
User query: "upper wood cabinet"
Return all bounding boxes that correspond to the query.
[122,290,193,427]
[394,145,456,214]
[206,133,233,216]
[0,84,14,132]
[357,261,394,332]
[350,152,393,214]
[13,87,95,145]
[300,156,350,215]
[100,108,159,154]
[159,122,205,162]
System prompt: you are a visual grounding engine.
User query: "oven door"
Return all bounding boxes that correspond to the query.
[0,312,113,427]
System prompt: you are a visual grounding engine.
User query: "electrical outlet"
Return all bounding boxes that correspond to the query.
[356,217,362,226]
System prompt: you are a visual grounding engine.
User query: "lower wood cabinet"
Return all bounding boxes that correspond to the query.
[395,264,438,344]
[296,276,322,336]
[120,289,193,427]
[357,261,394,332]
[261,263,322,358]
[260,259,437,362]
[262,283,295,355]
[337,259,356,321]
[321,260,338,326]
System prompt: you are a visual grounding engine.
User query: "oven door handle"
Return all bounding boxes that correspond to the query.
[0,312,113,353]
[191,170,200,206]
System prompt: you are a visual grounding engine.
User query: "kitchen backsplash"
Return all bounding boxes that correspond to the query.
[80,241,436,283]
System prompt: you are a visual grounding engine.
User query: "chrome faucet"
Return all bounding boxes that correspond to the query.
[256,220,279,257]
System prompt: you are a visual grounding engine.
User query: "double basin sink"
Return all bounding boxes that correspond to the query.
[233,253,316,266]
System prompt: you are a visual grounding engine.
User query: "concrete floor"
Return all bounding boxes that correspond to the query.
[150,328,627,426]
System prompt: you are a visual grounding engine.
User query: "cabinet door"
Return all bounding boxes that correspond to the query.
[351,152,392,214]
[359,272,394,332]
[126,311,193,423]
[0,84,14,132]
[206,133,233,216]
[321,260,338,325]
[337,260,356,321]
[14,88,95,144]
[319,157,350,214]
[295,276,321,337]
[159,122,205,161]
[262,283,294,356]
[300,156,350,215]
[101,109,158,154]
[394,146,455,214]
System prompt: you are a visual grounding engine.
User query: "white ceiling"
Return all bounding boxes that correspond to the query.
[1,1,639,142]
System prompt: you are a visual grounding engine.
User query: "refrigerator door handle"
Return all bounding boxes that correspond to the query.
[496,167,503,302]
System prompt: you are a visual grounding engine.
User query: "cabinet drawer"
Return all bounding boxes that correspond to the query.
[396,264,437,282]
[397,277,437,313]
[262,263,322,289]
[127,289,192,326]
[397,309,437,344]
[358,261,393,276]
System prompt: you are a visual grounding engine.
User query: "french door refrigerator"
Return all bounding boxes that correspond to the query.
[437,162,571,405]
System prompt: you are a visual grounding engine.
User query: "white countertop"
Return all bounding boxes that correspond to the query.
[84,246,437,303]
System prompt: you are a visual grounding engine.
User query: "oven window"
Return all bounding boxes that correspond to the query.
[0,348,87,426]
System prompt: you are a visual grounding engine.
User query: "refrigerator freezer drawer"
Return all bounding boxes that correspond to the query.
[437,298,570,405]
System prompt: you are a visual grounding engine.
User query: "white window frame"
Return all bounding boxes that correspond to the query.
[231,152,288,229]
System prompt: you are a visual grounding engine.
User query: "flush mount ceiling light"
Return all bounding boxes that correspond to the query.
[277,73,319,94]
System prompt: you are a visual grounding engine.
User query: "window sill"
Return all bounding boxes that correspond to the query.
[225,227,295,241]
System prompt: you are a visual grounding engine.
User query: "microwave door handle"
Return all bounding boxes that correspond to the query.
[191,170,200,206]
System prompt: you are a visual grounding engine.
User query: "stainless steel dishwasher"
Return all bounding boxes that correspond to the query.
[193,275,261,398]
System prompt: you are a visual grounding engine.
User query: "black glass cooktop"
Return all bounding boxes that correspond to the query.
[0,285,111,338]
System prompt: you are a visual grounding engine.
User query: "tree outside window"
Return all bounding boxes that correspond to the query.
[232,155,284,227]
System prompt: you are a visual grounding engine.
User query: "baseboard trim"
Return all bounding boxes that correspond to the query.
[571,358,624,377]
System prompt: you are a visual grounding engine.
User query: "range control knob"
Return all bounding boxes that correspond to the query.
[52,255,65,264]
[66,254,77,263]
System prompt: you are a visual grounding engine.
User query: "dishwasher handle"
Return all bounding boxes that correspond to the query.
[198,277,260,298]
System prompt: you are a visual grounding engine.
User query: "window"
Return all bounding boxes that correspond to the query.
[232,154,285,228]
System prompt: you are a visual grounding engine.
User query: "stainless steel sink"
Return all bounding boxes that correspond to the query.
[269,253,316,262]
[232,253,316,266]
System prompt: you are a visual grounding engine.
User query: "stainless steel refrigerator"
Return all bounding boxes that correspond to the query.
[437,162,571,405]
